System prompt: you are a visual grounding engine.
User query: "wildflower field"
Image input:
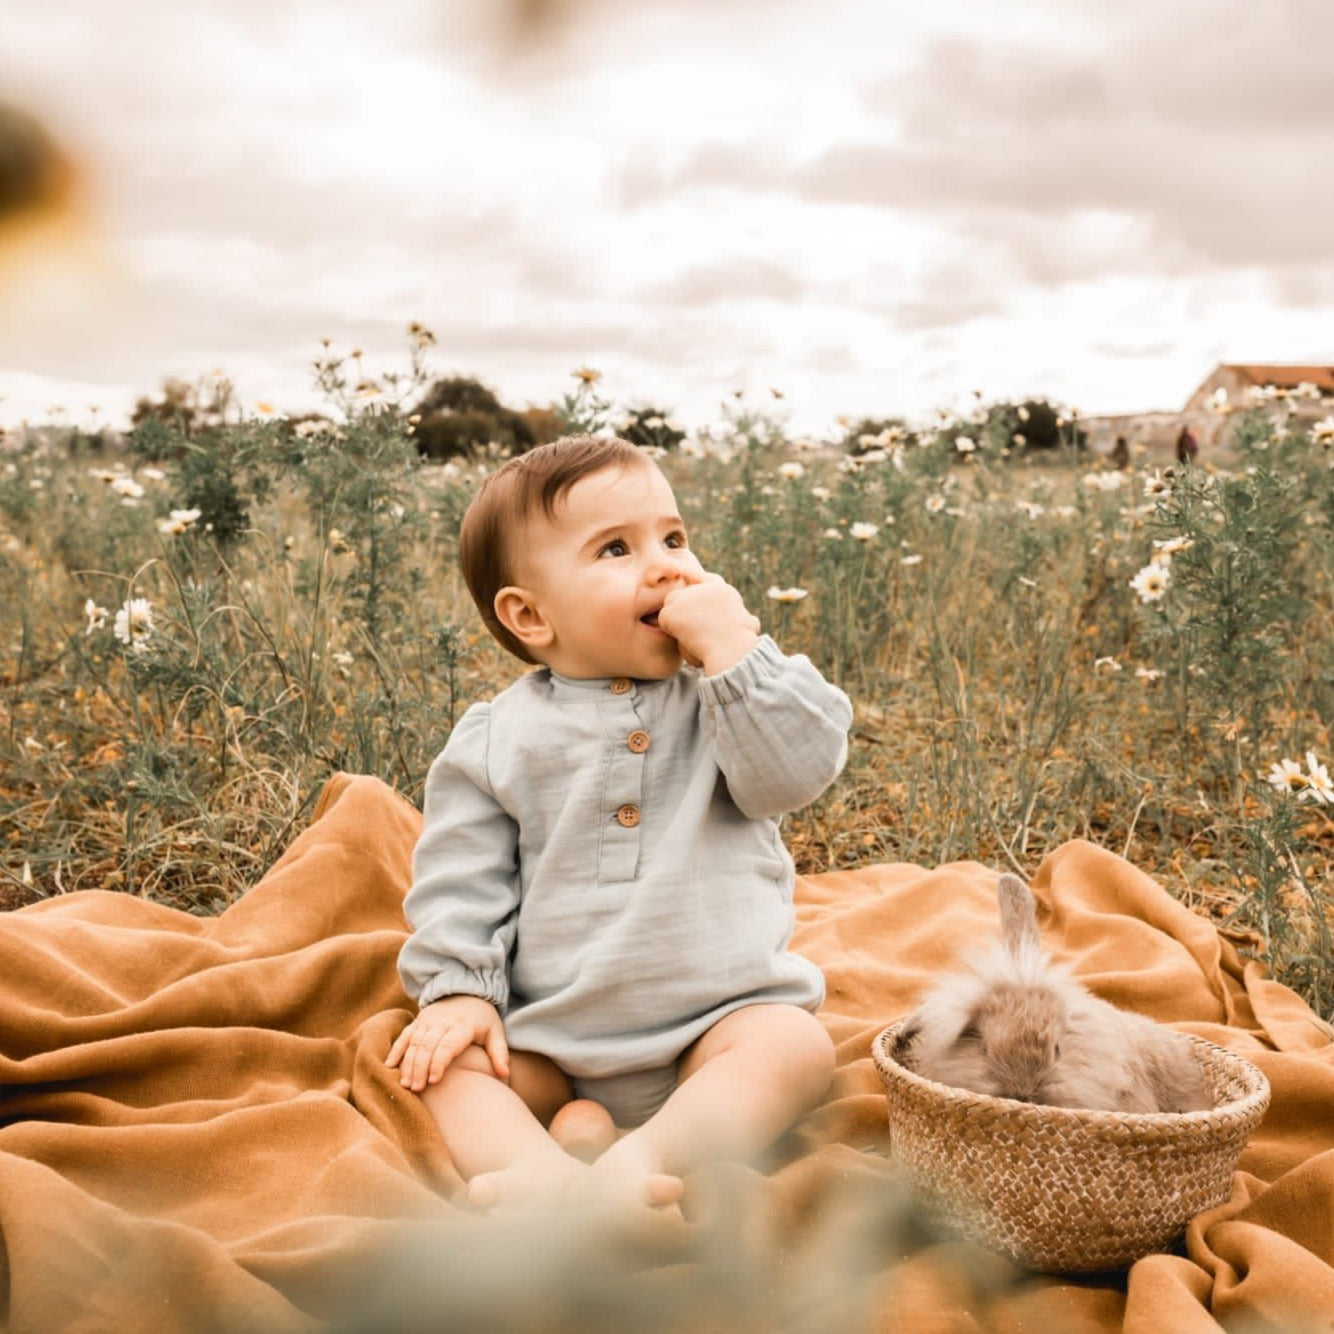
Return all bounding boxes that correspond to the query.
[3,354,1333,1018]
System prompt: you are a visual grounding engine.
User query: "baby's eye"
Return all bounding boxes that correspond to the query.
[597,539,629,559]
[665,530,688,549]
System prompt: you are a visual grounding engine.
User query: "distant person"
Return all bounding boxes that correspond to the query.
[1175,425,1199,466]
[1110,435,1130,469]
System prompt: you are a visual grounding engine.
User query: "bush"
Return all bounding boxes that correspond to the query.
[992,400,1086,453]
[617,406,686,452]
[411,377,536,461]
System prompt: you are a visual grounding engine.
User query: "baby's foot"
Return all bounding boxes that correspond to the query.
[587,1143,685,1220]
[464,1151,586,1213]
[466,1150,682,1219]
[549,1099,618,1163]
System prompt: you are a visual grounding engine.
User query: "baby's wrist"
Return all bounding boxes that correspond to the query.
[699,627,761,676]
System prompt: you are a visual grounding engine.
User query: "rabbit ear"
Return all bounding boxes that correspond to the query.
[997,873,1040,956]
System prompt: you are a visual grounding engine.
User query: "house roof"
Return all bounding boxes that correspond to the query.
[1218,364,1334,393]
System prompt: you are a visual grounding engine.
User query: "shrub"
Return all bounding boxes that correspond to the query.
[411,377,536,461]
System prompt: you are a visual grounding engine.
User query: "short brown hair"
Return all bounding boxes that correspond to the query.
[458,434,650,663]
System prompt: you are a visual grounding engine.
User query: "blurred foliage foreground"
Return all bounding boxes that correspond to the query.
[1,360,1333,1020]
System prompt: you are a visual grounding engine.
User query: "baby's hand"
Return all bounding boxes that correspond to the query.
[385,994,509,1092]
[657,571,761,675]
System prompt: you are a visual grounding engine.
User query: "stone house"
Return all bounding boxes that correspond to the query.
[1182,364,1334,416]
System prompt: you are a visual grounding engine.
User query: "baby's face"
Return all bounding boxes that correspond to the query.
[515,460,704,680]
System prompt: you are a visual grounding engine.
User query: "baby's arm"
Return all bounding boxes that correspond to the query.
[397,703,521,1011]
[698,636,853,819]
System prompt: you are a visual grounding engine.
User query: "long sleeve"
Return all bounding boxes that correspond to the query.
[398,703,521,1011]
[696,635,853,820]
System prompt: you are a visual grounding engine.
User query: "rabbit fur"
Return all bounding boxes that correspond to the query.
[897,874,1213,1113]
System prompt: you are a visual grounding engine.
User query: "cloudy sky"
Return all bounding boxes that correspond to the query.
[2,0,1331,435]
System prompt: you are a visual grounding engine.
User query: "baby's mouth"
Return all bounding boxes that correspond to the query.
[640,611,660,627]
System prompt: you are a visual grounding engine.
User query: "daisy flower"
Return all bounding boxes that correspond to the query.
[84,598,109,634]
[850,522,879,541]
[924,495,946,515]
[113,597,155,652]
[1130,563,1170,603]
[158,508,203,537]
[1303,752,1333,805]
[777,462,805,480]
[1153,536,1194,559]
[1266,757,1308,796]
[766,586,809,603]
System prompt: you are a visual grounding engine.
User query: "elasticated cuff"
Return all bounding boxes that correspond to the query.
[697,634,785,707]
[416,963,509,1014]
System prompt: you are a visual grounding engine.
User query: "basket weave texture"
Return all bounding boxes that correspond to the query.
[873,1020,1270,1273]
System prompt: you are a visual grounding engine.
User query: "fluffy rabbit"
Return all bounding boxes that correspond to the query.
[897,873,1213,1113]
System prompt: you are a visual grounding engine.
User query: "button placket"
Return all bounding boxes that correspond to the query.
[597,682,647,883]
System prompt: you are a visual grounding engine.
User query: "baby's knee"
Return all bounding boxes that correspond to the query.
[724,1004,835,1094]
[782,1008,837,1092]
[449,1044,504,1078]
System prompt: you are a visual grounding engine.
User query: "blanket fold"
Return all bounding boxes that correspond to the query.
[1,773,1330,1332]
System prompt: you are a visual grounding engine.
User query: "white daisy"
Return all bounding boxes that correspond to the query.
[850,522,879,541]
[1266,758,1308,796]
[777,461,805,480]
[1130,564,1170,603]
[1153,536,1194,558]
[84,598,109,634]
[1302,752,1333,805]
[766,586,809,603]
[112,597,155,652]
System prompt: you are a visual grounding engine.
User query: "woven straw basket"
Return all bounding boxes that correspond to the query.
[873,1020,1270,1273]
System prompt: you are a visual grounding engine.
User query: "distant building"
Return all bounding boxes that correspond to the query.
[1082,362,1334,459]
[1183,364,1334,416]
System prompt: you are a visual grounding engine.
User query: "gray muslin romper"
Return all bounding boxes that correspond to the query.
[398,635,853,1125]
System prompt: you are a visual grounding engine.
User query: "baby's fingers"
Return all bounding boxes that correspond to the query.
[484,1026,511,1082]
[385,1027,412,1069]
[426,1026,475,1086]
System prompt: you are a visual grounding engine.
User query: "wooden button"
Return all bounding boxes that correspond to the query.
[627,730,650,754]
[609,677,632,695]
[616,803,641,828]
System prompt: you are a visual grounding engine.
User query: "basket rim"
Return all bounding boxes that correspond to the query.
[873,1018,1271,1129]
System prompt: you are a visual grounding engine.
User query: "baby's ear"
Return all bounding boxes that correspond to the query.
[494,586,554,654]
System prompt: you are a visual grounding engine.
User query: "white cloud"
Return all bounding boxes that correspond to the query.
[2,0,1332,434]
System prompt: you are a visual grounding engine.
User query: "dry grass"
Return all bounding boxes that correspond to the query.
[2,410,1331,1013]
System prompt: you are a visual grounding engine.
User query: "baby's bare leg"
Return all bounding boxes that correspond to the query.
[420,1048,676,1211]
[595,1004,835,1184]
[420,1047,576,1200]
